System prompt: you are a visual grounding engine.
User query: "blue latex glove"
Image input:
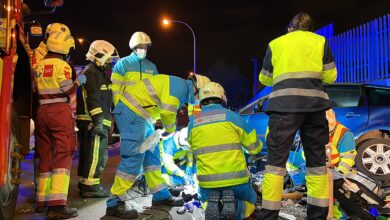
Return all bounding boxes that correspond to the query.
[161,131,174,140]
[76,74,87,85]
[185,166,193,176]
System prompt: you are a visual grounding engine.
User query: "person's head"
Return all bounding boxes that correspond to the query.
[129,32,152,59]
[86,40,119,71]
[326,109,337,132]
[188,73,211,100]
[45,23,71,41]
[287,13,313,32]
[46,32,75,57]
[199,82,227,107]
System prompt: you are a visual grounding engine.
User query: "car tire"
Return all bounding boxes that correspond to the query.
[356,138,390,182]
[0,130,19,220]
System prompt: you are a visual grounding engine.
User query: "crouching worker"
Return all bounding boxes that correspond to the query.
[106,74,207,219]
[160,127,195,186]
[188,82,263,220]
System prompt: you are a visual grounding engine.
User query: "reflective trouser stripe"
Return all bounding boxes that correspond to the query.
[37,172,52,207]
[306,166,329,207]
[110,171,137,196]
[144,168,168,194]
[262,165,286,210]
[241,200,256,219]
[87,135,100,184]
[47,168,70,206]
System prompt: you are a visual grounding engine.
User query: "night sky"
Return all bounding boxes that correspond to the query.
[25,0,390,107]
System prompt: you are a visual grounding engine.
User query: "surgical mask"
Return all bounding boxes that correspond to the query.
[136,48,147,59]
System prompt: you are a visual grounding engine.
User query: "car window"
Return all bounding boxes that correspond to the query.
[325,85,361,107]
[367,87,390,106]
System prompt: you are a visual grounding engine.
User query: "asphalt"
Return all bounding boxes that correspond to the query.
[13,147,193,220]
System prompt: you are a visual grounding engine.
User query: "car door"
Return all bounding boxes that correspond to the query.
[325,84,368,135]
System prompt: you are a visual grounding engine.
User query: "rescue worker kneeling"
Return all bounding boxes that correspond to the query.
[34,32,86,219]
[160,127,195,186]
[76,40,119,198]
[106,74,204,219]
[188,82,263,220]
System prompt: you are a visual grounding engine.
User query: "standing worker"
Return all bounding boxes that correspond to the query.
[76,40,119,198]
[258,13,337,219]
[188,82,263,220]
[111,31,158,106]
[34,32,86,219]
[106,74,206,219]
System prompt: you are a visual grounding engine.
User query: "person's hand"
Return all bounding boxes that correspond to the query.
[184,174,192,185]
[91,120,106,137]
[76,74,87,85]
[160,131,174,140]
[248,155,261,164]
[185,167,193,176]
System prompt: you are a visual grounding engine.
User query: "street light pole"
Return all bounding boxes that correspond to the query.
[164,19,197,74]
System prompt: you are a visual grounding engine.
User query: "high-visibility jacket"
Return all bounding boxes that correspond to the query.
[329,123,357,174]
[111,52,158,106]
[35,54,79,105]
[32,41,48,71]
[160,133,193,177]
[259,30,337,112]
[118,74,194,133]
[76,62,113,127]
[188,104,262,188]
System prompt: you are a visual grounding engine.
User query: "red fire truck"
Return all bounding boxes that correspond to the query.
[0,1,62,219]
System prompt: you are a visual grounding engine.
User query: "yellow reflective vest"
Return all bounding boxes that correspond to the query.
[259,30,337,112]
[188,104,262,188]
[118,74,194,133]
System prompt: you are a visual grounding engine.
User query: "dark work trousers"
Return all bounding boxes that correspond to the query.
[260,111,329,220]
[77,121,109,187]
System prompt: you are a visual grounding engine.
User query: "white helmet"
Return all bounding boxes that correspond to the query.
[199,82,227,104]
[86,40,119,68]
[129,32,152,49]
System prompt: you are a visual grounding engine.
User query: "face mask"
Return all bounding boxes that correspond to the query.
[136,48,147,59]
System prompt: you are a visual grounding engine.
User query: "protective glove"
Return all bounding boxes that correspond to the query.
[185,166,193,176]
[76,74,87,85]
[184,174,192,185]
[160,131,174,140]
[91,117,106,137]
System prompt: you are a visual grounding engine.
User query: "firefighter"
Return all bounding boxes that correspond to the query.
[287,109,357,186]
[32,23,71,71]
[106,74,207,219]
[34,32,86,219]
[258,13,337,219]
[160,127,195,186]
[187,73,211,118]
[188,82,263,220]
[76,40,119,198]
[111,31,158,106]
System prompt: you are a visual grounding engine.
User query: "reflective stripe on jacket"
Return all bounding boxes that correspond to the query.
[330,123,357,174]
[188,104,262,188]
[119,74,194,133]
[259,31,337,112]
[76,63,113,127]
[111,52,158,105]
[35,56,78,105]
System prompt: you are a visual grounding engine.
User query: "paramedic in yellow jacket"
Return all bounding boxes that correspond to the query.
[258,13,337,219]
[111,32,158,106]
[188,82,263,220]
[106,74,207,219]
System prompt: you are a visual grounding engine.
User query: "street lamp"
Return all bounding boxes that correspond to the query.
[77,38,91,45]
[162,18,197,74]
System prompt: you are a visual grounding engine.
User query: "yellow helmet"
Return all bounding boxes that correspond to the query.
[45,23,71,39]
[129,32,152,49]
[199,82,227,104]
[46,32,75,55]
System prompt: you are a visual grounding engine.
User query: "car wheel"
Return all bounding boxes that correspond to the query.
[0,129,19,220]
[356,138,390,182]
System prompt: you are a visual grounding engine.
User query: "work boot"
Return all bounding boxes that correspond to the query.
[152,196,184,206]
[220,189,236,220]
[205,191,221,220]
[79,184,110,198]
[106,201,138,219]
[46,206,78,219]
